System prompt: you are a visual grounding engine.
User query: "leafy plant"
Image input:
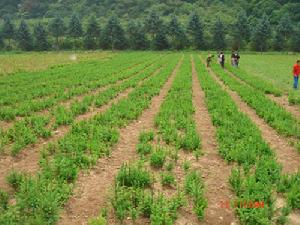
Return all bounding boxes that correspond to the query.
[116,163,152,188]
[138,130,155,143]
[6,170,25,190]
[184,170,207,220]
[136,142,153,155]
[161,172,176,187]
[182,160,191,172]
[150,147,166,168]
[0,190,9,211]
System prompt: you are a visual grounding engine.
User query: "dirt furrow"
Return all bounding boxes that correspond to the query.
[205,61,300,174]
[225,69,300,119]
[0,88,133,191]
[191,57,238,225]
[57,58,183,225]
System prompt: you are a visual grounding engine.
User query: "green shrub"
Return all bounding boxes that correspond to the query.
[116,163,151,188]
[150,148,166,168]
[0,190,8,211]
[182,160,191,172]
[161,172,176,186]
[184,170,207,220]
[6,170,25,190]
[138,130,154,143]
[136,142,152,155]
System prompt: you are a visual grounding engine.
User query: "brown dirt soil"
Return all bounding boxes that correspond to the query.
[191,57,239,225]
[0,88,132,191]
[289,211,300,225]
[57,58,183,225]
[225,68,300,119]
[206,62,300,174]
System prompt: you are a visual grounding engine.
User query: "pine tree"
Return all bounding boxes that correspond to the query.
[232,11,250,50]
[251,14,271,52]
[168,15,187,50]
[127,20,148,50]
[49,16,65,49]
[153,26,168,50]
[34,23,49,51]
[212,18,226,50]
[17,20,33,51]
[187,12,205,49]
[2,16,15,50]
[277,13,293,41]
[101,15,127,50]
[272,30,284,51]
[0,33,4,50]
[145,11,163,47]
[84,15,100,49]
[290,24,300,52]
[274,14,293,50]
[68,14,83,49]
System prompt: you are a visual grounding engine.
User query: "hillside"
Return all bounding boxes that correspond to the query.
[0,0,300,52]
[1,0,300,24]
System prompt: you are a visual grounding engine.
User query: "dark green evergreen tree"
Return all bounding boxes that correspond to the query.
[232,11,250,50]
[274,14,293,50]
[145,11,163,47]
[277,13,293,41]
[290,25,300,52]
[127,20,148,50]
[101,15,127,50]
[84,15,100,49]
[251,14,271,52]
[168,15,187,50]
[17,20,33,51]
[153,26,168,50]
[212,18,226,50]
[49,16,65,49]
[187,12,205,49]
[0,33,4,49]
[33,23,49,51]
[2,16,15,49]
[68,14,83,49]
[272,30,284,51]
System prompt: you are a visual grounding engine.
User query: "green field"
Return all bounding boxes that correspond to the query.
[241,54,300,91]
[0,52,299,225]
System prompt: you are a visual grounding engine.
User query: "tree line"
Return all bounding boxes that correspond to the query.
[0,11,299,52]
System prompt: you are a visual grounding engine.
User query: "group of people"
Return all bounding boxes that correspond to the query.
[206,51,240,69]
[205,52,299,90]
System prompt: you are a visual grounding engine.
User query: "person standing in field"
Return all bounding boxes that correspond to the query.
[293,60,300,89]
[231,51,236,66]
[219,52,225,68]
[235,51,240,67]
[206,54,214,67]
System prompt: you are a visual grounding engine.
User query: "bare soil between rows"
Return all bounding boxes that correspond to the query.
[191,56,238,225]
[57,58,183,225]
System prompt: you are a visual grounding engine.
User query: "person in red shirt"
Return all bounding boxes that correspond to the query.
[293,60,300,89]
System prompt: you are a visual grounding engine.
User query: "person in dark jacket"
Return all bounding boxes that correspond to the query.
[219,52,225,68]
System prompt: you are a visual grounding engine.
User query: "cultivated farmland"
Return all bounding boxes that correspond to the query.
[0,52,299,225]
